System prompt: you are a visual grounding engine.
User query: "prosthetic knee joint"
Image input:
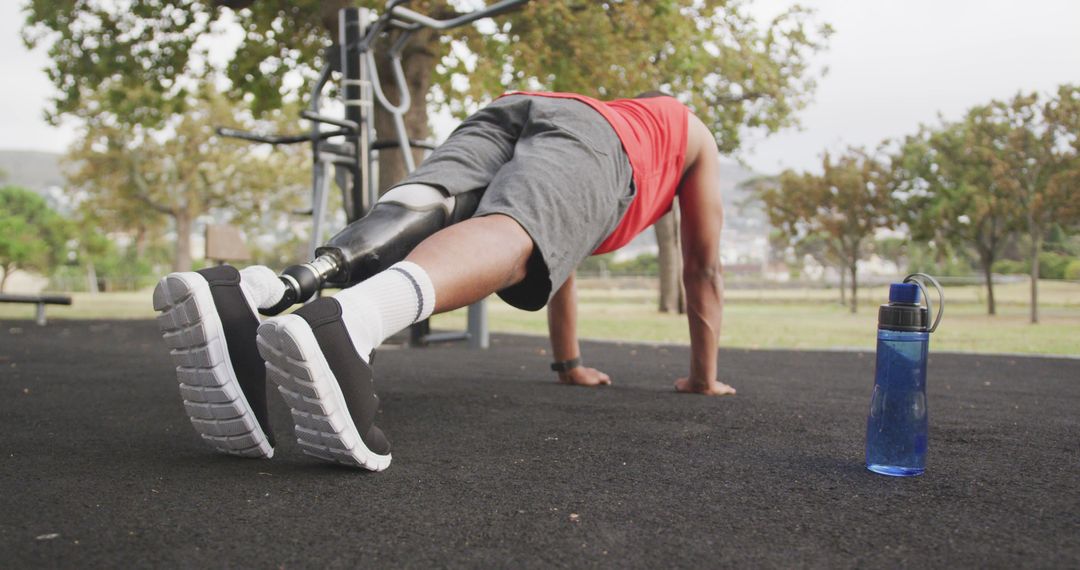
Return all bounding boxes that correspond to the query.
[260,184,482,315]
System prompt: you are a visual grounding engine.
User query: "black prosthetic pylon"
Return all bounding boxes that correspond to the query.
[320,188,482,286]
[259,188,483,316]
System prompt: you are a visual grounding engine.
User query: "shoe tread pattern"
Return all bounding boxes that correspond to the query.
[256,317,391,471]
[153,273,273,459]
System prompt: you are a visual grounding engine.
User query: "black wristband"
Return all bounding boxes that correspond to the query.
[550,357,582,373]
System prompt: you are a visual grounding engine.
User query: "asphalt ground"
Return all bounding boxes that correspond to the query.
[1,319,1077,568]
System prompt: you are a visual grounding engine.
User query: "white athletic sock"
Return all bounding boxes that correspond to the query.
[238,265,286,315]
[333,261,436,362]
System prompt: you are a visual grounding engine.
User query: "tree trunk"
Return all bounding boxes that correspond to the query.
[981,255,996,316]
[839,265,847,306]
[0,264,11,293]
[134,225,149,259]
[173,210,193,272]
[318,0,352,33]
[1029,233,1041,324]
[86,261,99,294]
[656,208,684,314]
[373,29,440,195]
[849,263,858,314]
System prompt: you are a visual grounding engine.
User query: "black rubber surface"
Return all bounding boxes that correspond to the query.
[1,319,1077,568]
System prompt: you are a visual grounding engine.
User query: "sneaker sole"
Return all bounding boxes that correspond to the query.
[153,273,274,459]
[256,315,392,471]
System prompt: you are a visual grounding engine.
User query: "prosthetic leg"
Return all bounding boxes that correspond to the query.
[261,184,482,316]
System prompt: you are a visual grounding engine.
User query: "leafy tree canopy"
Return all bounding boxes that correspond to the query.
[24,0,832,153]
[753,148,894,312]
[0,185,70,291]
[64,85,310,271]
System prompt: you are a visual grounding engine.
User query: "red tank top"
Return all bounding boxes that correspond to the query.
[503,91,689,254]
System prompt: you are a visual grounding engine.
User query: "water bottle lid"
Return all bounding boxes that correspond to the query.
[889,283,920,305]
[880,282,928,331]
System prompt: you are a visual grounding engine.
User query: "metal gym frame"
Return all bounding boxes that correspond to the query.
[219,0,529,349]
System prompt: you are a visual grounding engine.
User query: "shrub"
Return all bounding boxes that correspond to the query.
[0,186,69,291]
[992,259,1027,275]
[611,253,659,276]
[993,253,1077,279]
[1064,260,1080,281]
[1038,252,1072,280]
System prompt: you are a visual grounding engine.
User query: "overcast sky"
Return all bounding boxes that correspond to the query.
[2,0,1078,174]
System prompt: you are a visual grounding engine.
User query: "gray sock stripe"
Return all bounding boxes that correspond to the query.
[388,267,424,323]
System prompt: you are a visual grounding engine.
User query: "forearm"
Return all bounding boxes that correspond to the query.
[547,272,580,362]
[684,265,724,384]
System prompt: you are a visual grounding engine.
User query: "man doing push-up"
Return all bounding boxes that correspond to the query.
[153,91,734,471]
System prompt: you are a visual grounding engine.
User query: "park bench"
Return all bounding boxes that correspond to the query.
[0,293,72,326]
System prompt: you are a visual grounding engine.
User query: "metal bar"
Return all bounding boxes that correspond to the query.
[310,160,332,256]
[467,300,489,349]
[340,7,366,222]
[392,112,416,173]
[358,8,375,217]
[390,0,528,30]
[217,127,349,145]
[0,294,72,305]
[216,128,310,145]
[364,30,416,173]
[410,319,430,347]
[300,111,358,132]
[372,139,437,151]
[423,331,470,344]
[309,63,326,218]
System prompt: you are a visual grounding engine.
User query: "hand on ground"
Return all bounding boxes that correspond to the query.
[558,366,612,387]
[674,377,736,396]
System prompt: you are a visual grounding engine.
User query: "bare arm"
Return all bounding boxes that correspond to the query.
[547,272,611,386]
[547,272,580,363]
[674,118,735,396]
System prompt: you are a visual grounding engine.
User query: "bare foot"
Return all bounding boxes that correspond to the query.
[674,377,736,396]
[558,367,612,387]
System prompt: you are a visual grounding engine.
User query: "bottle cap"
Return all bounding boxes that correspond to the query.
[889,283,920,305]
[879,282,928,332]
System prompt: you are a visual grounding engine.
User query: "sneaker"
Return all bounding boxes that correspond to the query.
[153,265,275,458]
[256,297,392,471]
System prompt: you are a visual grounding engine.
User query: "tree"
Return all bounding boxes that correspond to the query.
[26,0,831,296]
[0,186,69,292]
[976,87,1080,323]
[891,118,1016,315]
[65,87,309,272]
[755,149,895,313]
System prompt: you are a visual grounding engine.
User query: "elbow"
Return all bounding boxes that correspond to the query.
[683,250,722,280]
[683,260,724,312]
[683,260,723,283]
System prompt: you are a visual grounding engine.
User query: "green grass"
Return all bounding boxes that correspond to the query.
[2,280,1077,356]
[437,279,1080,356]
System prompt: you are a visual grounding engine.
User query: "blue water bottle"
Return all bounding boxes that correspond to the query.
[865,273,944,477]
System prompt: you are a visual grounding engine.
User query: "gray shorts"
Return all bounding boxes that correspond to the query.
[392,95,635,311]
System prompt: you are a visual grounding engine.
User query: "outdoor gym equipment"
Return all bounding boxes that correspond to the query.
[220,0,529,348]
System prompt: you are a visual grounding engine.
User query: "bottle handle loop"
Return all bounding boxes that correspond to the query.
[904,273,944,333]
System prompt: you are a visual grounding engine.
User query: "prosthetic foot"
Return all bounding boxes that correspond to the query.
[261,184,481,316]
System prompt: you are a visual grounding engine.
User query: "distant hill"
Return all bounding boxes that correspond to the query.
[0,150,65,192]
